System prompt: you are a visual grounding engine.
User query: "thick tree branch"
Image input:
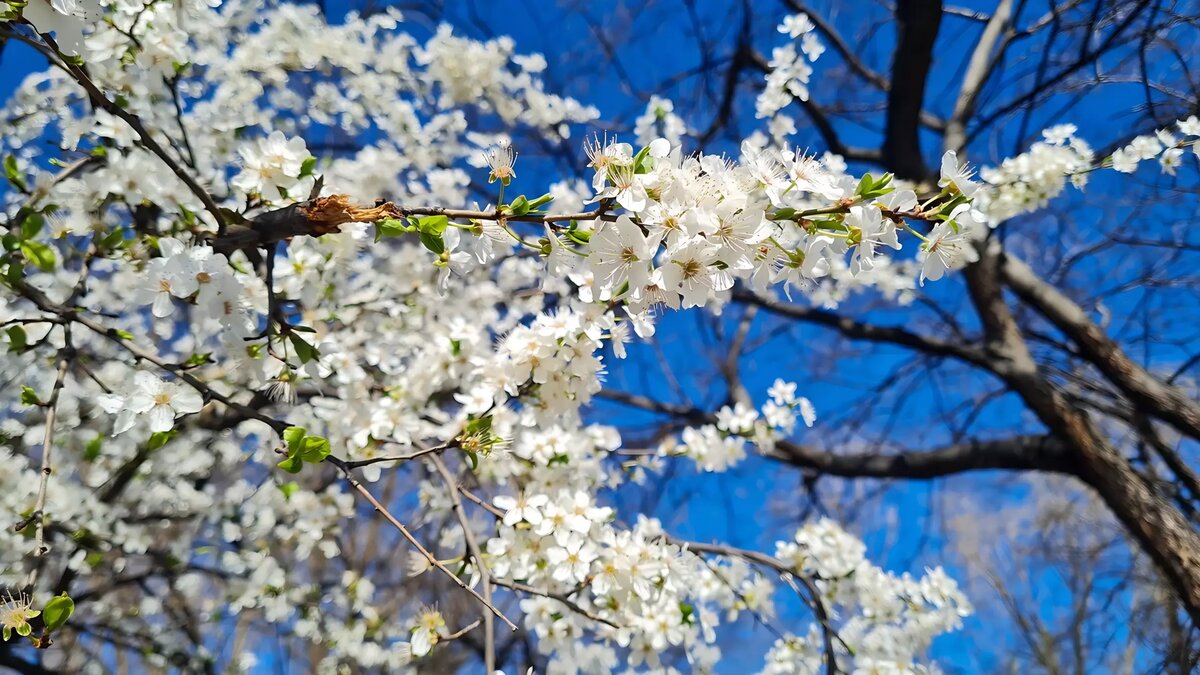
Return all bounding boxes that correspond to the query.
[883,0,944,180]
[1000,252,1200,441]
[957,239,1200,626]
[766,434,1074,478]
[944,0,1014,151]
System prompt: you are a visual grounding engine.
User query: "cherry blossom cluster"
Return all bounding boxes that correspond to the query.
[757,14,824,119]
[766,519,971,673]
[1110,116,1200,174]
[634,96,688,149]
[978,116,1200,223]
[662,379,816,473]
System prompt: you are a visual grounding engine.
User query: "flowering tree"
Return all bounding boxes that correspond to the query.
[0,0,1197,673]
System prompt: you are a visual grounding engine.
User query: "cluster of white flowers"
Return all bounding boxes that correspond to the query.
[977,124,1095,222]
[486,309,610,421]
[634,96,688,148]
[1110,116,1200,174]
[97,371,204,435]
[132,237,250,332]
[977,117,1200,226]
[231,131,315,203]
[758,14,824,119]
[765,519,972,673]
[664,379,816,473]
[520,136,985,304]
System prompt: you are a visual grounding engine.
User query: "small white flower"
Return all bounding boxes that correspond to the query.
[919,205,983,285]
[484,140,517,185]
[494,492,549,527]
[0,591,39,641]
[939,151,980,198]
[122,371,205,434]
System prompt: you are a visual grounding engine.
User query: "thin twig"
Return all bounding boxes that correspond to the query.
[668,536,845,673]
[21,333,74,590]
[491,579,619,629]
[325,455,518,631]
[429,454,501,670]
[441,619,482,641]
[343,442,455,470]
[458,485,505,518]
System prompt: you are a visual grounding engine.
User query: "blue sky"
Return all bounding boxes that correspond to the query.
[3,1,1196,672]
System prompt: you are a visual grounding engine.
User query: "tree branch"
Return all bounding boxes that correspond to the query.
[766,434,1074,478]
[1000,252,1200,441]
[883,0,944,180]
[733,289,993,368]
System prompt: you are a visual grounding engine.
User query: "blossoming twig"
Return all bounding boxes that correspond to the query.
[669,537,845,674]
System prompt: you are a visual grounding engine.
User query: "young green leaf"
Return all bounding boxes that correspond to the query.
[419,230,445,255]
[42,593,75,633]
[6,326,27,352]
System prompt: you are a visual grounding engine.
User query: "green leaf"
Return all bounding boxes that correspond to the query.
[42,593,74,633]
[632,144,652,174]
[565,228,591,246]
[855,172,895,200]
[463,448,479,471]
[771,208,797,220]
[3,259,25,287]
[114,329,134,341]
[283,426,307,453]
[20,386,39,406]
[679,601,696,625]
[3,154,26,192]
[419,230,445,255]
[464,415,493,437]
[854,173,875,197]
[20,240,56,271]
[20,213,44,241]
[299,156,318,177]
[374,218,410,242]
[297,434,331,463]
[278,482,299,499]
[508,195,530,217]
[184,352,211,367]
[288,333,318,364]
[417,215,448,235]
[6,326,27,352]
[277,455,304,473]
[101,227,127,249]
[526,193,554,211]
[84,436,103,462]
[148,430,176,450]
